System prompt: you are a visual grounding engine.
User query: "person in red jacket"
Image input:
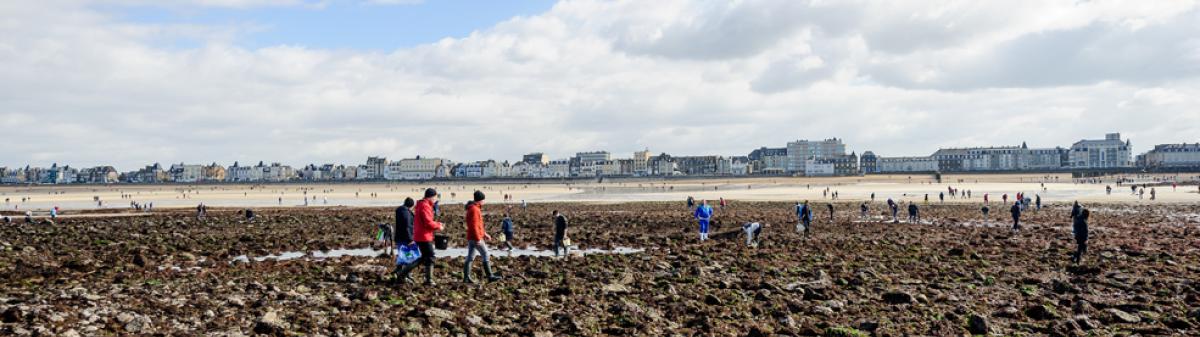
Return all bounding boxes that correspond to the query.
[397,188,443,285]
[463,190,501,283]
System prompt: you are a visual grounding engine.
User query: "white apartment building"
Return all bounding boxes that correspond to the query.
[1069,133,1132,168]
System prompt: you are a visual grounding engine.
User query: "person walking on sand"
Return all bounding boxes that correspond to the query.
[694,200,714,241]
[409,189,444,285]
[1150,188,1156,201]
[553,210,569,257]
[462,191,501,283]
[392,198,416,283]
[501,213,515,251]
[1010,201,1022,231]
[1072,209,1090,264]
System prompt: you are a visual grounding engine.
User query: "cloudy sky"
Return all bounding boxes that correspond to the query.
[3,0,1199,170]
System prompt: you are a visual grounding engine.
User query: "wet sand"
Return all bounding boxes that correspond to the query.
[2,173,1196,212]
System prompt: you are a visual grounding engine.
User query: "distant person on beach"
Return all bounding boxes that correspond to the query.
[462,191,501,283]
[981,205,990,220]
[870,193,875,202]
[392,197,416,283]
[907,202,919,223]
[1150,188,1156,200]
[1002,194,1008,204]
[826,203,834,222]
[1072,209,1090,264]
[984,193,989,205]
[244,209,255,221]
[25,211,33,223]
[1035,195,1041,211]
[694,200,714,241]
[553,210,569,257]
[501,213,515,251]
[1106,185,1112,195]
[409,189,443,285]
[1010,201,1022,231]
[939,192,944,203]
[742,222,762,246]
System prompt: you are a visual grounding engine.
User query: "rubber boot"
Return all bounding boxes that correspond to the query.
[423,265,435,286]
[462,262,475,284]
[483,258,501,282]
[396,263,417,284]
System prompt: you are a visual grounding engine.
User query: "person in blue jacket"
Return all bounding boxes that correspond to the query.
[694,200,714,241]
[500,213,514,251]
[796,201,812,233]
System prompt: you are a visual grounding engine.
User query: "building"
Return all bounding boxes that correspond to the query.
[1069,133,1132,169]
[632,149,653,176]
[877,156,939,173]
[365,156,388,180]
[803,159,835,176]
[169,163,204,183]
[262,163,296,182]
[860,151,878,174]
[78,166,119,183]
[574,151,611,164]
[933,143,1068,172]
[202,163,226,181]
[547,159,571,178]
[127,163,168,183]
[226,161,267,182]
[522,153,548,165]
[392,156,450,180]
[748,147,788,174]
[1139,143,1200,168]
[674,156,722,175]
[786,138,847,173]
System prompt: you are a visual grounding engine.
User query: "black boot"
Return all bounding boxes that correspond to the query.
[396,263,417,284]
[462,262,475,284]
[483,259,501,282]
[423,265,435,286]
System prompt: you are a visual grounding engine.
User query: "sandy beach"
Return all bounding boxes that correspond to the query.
[1,173,1196,213]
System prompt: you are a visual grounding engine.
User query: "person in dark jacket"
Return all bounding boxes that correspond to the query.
[397,189,443,285]
[553,210,569,257]
[907,202,919,223]
[392,197,416,282]
[981,205,990,220]
[1072,209,1089,264]
[859,202,869,219]
[501,213,514,251]
[1069,201,1081,221]
[1010,201,1022,230]
[826,203,834,222]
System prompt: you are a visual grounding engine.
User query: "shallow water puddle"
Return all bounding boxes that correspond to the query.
[232,246,643,263]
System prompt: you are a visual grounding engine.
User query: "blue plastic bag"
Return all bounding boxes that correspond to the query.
[395,243,421,266]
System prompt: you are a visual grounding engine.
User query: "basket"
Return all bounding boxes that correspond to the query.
[433,234,450,250]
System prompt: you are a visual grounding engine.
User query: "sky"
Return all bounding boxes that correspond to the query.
[2,0,1199,170]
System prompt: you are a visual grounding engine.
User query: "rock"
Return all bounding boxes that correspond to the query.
[254,311,290,334]
[812,306,834,316]
[1103,308,1140,324]
[60,329,81,337]
[704,294,723,306]
[227,295,246,308]
[116,312,135,324]
[425,308,454,321]
[179,252,196,261]
[967,314,989,335]
[3,306,25,323]
[602,283,630,294]
[331,293,351,308]
[881,291,913,304]
[1164,316,1192,330]
[1025,305,1057,320]
[124,315,150,333]
[948,248,965,256]
[1074,315,1096,331]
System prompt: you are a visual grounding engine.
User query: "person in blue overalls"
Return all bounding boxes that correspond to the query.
[693,200,714,241]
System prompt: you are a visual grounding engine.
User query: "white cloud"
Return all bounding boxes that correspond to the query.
[1,0,1199,170]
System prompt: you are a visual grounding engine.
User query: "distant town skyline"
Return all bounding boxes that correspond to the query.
[3,1,1199,169]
